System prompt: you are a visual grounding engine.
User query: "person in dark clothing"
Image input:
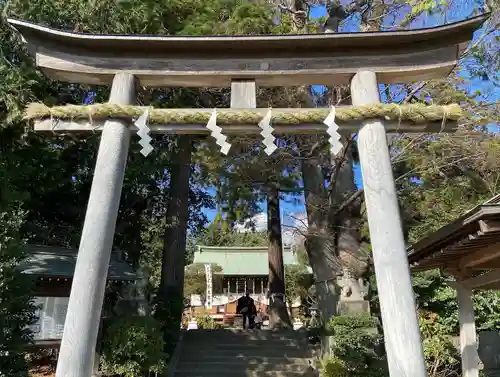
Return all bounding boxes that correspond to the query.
[236,291,255,330]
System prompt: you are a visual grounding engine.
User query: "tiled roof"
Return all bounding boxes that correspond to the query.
[19,244,138,281]
[191,245,311,275]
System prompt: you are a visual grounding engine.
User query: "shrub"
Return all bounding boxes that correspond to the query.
[100,316,167,377]
[320,314,387,377]
[196,313,222,329]
[419,313,460,377]
[152,288,184,353]
[0,208,37,377]
[319,356,347,377]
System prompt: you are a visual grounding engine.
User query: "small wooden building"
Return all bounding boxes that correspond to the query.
[408,195,500,377]
[20,244,138,349]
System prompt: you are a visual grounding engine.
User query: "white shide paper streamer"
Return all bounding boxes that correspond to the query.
[134,109,153,157]
[206,109,231,155]
[258,108,278,155]
[323,106,343,156]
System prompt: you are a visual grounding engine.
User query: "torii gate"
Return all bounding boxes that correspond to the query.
[8,14,488,377]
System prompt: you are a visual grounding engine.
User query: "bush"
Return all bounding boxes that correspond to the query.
[320,314,387,377]
[319,354,387,377]
[319,356,347,377]
[152,288,185,356]
[196,313,222,329]
[325,313,378,333]
[419,313,460,377]
[0,208,37,377]
[100,316,167,377]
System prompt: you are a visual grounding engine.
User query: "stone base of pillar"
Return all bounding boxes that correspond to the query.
[91,350,100,377]
[479,331,500,377]
[481,371,500,377]
[337,300,371,315]
[336,273,370,315]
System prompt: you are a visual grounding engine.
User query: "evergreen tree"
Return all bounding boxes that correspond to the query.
[0,207,36,377]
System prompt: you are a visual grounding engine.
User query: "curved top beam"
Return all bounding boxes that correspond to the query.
[7,15,488,52]
[7,15,489,87]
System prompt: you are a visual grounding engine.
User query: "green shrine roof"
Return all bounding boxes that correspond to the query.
[19,244,138,281]
[191,245,311,275]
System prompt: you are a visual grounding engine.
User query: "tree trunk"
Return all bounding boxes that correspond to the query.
[156,136,193,350]
[267,184,292,329]
[329,143,368,278]
[301,106,367,323]
[278,0,368,323]
[301,154,340,321]
[278,0,343,322]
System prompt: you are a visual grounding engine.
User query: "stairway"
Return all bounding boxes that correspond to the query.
[171,329,316,377]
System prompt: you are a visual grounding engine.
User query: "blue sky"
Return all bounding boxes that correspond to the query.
[203,1,497,230]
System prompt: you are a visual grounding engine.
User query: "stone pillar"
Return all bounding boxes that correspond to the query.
[55,73,136,377]
[478,332,500,377]
[456,282,479,377]
[351,71,426,377]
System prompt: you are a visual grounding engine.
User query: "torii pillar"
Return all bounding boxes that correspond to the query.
[352,71,427,377]
[56,73,137,377]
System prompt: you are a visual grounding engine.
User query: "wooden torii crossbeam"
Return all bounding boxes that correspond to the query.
[8,14,488,377]
[7,16,486,87]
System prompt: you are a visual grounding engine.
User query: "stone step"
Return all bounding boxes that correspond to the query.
[177,349,310,358]
[176,363,310,373]
[183,330,306,340]
[184,330,305,334]
[184,329,304,333]
[177,356,309,365]
[182,334,307,342]
[176,363,309,373]
[183,335,307,341]
[182,338,307,345]
[180,338,309,347]
[182,342,306,350]
[182,342,307,350]
[174,371,315,377]
[183,334,307,341]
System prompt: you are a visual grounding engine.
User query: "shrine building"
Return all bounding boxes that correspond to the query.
[20,244,137,350]
[187,245,311,319]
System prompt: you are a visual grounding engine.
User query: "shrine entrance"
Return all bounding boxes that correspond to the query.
[8,14,487,377]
